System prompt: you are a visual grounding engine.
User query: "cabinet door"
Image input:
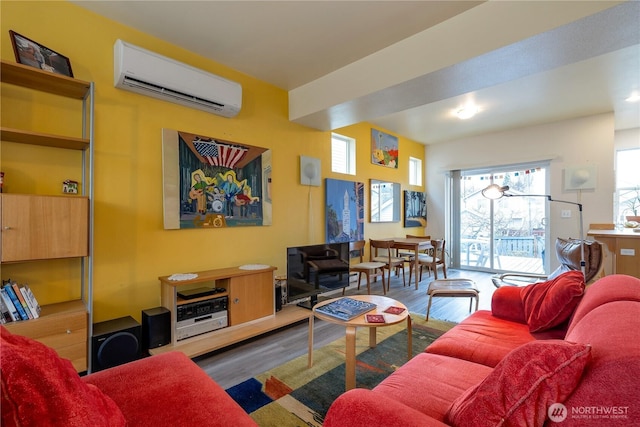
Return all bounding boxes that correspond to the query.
[616,238,640,278]
[1,194,88,262]
[228,271,274,325]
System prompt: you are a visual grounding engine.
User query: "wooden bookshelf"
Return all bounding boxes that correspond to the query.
[1,58,94,373]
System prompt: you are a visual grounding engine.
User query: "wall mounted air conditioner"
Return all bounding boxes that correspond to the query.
[114,39,241,118]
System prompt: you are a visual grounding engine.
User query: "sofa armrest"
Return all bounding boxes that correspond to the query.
[491,285,526,323]
[83,351,257,427]
[324,389,449,427]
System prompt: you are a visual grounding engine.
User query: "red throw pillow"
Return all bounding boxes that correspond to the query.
[446,340,591,427]
[1,326,126,427]
[521,270,585,332]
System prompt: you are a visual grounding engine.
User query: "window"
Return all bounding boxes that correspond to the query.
[409,157,422,186]
[453,162,548,274]
[616,148,640,222]
[331,133,355,175]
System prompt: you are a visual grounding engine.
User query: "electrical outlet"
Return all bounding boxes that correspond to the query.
[561,210,572,218]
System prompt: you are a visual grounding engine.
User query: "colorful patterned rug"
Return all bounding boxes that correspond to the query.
[225,315,454,426]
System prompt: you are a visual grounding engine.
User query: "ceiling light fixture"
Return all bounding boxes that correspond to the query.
[625,92,640,103]
[455,105,479,120]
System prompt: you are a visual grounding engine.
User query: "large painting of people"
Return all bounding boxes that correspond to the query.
[162,129,272,229]
[325,178,364,243]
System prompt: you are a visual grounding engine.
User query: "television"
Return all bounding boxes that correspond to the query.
[286,242,351,309]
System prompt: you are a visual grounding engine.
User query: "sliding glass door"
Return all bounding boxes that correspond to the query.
[455,163,547,274]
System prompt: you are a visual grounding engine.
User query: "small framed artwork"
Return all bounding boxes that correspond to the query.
[9,30,73,77]
[62,180,78,194]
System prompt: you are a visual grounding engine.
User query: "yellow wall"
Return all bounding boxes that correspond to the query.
[1,1,425,322]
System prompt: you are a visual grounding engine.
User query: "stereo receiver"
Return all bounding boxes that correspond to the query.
[177,296,227,322]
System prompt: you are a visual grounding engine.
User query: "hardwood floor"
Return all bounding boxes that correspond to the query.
[195,268,496,389]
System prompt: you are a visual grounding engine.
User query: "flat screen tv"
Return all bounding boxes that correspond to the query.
[286,242,350,308]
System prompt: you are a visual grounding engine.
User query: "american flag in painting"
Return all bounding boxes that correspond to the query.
[193,137,248,169]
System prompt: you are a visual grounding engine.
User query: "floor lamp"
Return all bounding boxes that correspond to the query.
[481,184,586,278]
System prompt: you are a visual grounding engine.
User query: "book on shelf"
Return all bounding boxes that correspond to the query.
[365,314,386,323]
[21,285,41,319]
[0,288,20,322]
[12,283,33,319]
[2,284,29,321]
[0,281,42,322]
[0,293,14,323]
[383,306,406,315]
[314,297,377,321]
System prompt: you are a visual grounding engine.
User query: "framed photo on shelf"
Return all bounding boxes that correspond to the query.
[9,30,73,77]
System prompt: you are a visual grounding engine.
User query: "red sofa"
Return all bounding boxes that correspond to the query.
[1,327,257,427]
[324,273,640,427]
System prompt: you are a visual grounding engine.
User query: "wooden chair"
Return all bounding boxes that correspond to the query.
[370,239,405,290]
[401,235,432,285]
[344,240,386,295]
[415,239,447,280]
[396,234,431,258]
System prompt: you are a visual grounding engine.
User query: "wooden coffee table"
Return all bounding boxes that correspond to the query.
[309,295,411,391]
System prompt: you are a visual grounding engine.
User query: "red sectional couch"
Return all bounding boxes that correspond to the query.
[324,273,640,427]
[1,327,257,427]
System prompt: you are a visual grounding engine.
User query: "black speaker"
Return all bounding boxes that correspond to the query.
[142,306,171,351]
[275,286,282,312]
[91,316,141,372]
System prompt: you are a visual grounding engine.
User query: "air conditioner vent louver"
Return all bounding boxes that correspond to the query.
[114,40,241,118]
[122,76,225,111]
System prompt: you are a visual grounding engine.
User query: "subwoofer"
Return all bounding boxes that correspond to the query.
[141,306,171,351]
[91,316,141,372]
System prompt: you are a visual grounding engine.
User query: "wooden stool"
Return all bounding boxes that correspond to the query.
[426,278,479,320]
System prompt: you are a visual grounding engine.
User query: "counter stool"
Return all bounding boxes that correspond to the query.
[426,278,479,320]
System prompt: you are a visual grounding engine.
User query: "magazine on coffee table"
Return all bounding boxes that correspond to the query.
[383,306,406,315]
[365,314,386,323]
[315,297,377,321]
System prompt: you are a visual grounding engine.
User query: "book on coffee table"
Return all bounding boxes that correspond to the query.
[315,297,377,321]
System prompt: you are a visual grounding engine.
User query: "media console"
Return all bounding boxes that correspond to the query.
[150,266,312,358]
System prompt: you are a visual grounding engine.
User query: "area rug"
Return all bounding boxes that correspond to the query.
[225,315,454,426]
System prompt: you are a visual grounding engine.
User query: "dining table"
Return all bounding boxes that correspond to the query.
[380,237,433,289]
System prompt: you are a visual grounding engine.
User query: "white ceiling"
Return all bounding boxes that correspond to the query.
[74,1,639,145]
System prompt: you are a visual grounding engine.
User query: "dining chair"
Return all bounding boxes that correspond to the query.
[415,239,447,280]
[396,234,431,259]
[369,239,406,289]
[401,235,432,285]
[344,240,387,295]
